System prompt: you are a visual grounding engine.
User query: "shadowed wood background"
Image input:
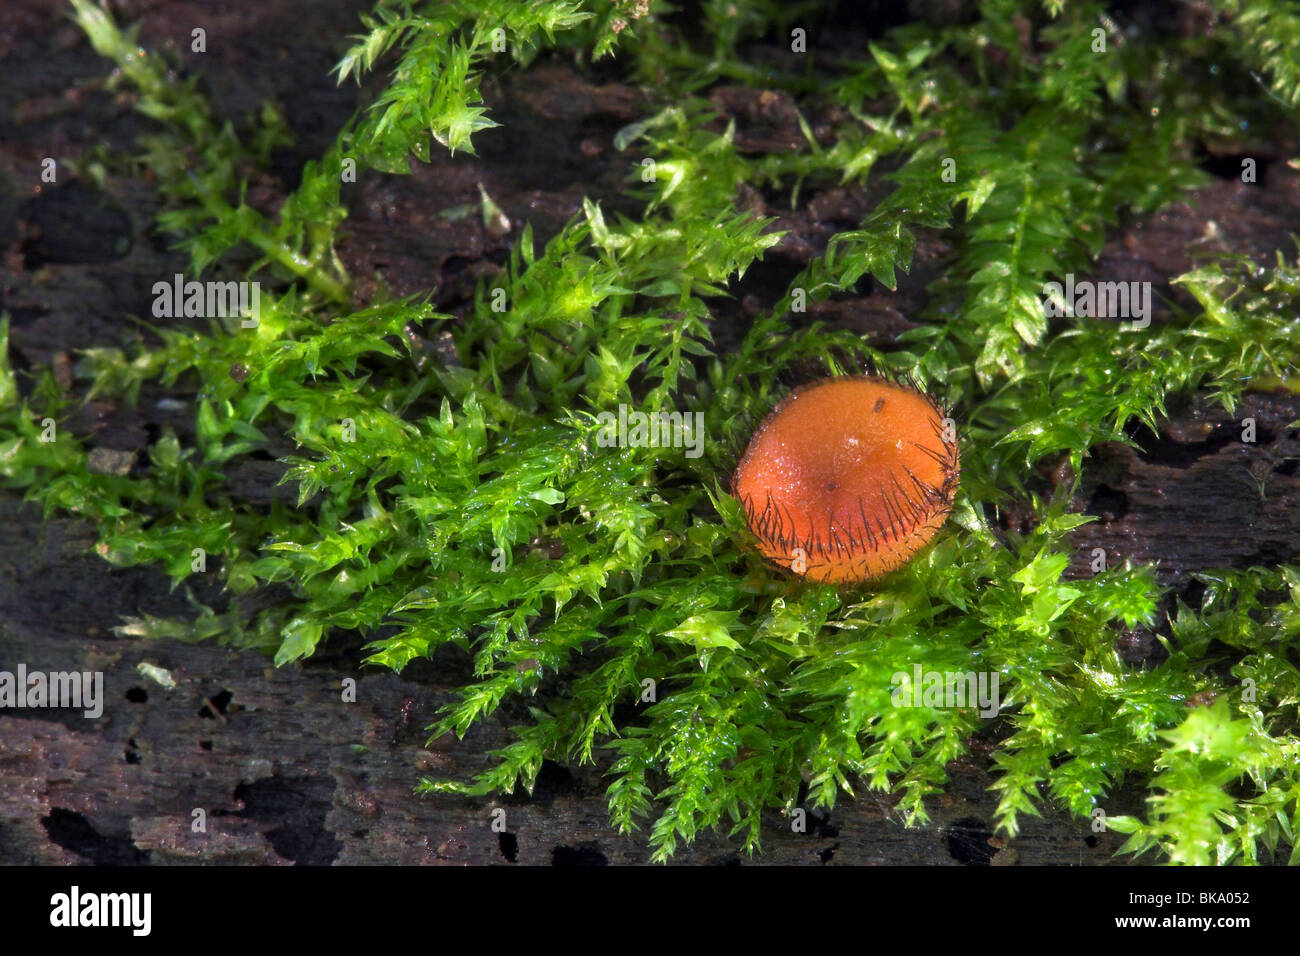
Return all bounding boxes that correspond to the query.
[2,0,1297,865]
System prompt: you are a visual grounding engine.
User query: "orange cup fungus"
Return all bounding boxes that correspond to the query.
[732,375,960,583]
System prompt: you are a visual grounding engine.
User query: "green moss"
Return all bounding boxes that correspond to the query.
[3,0,1299,862]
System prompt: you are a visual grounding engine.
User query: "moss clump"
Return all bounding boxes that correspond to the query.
[2,0,1298,862]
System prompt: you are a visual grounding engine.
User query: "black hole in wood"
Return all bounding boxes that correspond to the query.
[946,816,996,866]
[552,843,608,866]
[498,832,519,863]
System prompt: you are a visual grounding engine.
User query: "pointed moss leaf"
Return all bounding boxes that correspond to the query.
[275,617,324,666]
[663,612,742,653]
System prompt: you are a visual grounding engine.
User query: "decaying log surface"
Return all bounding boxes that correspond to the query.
[2,0,1297,864]
[1,491,1145,866]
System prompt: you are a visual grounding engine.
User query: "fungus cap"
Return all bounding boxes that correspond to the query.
[733,375,959,582]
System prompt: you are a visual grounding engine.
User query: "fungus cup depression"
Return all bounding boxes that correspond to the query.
[733,375,960,583]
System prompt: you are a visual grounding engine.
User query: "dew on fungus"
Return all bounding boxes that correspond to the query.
[732,375,960,583]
